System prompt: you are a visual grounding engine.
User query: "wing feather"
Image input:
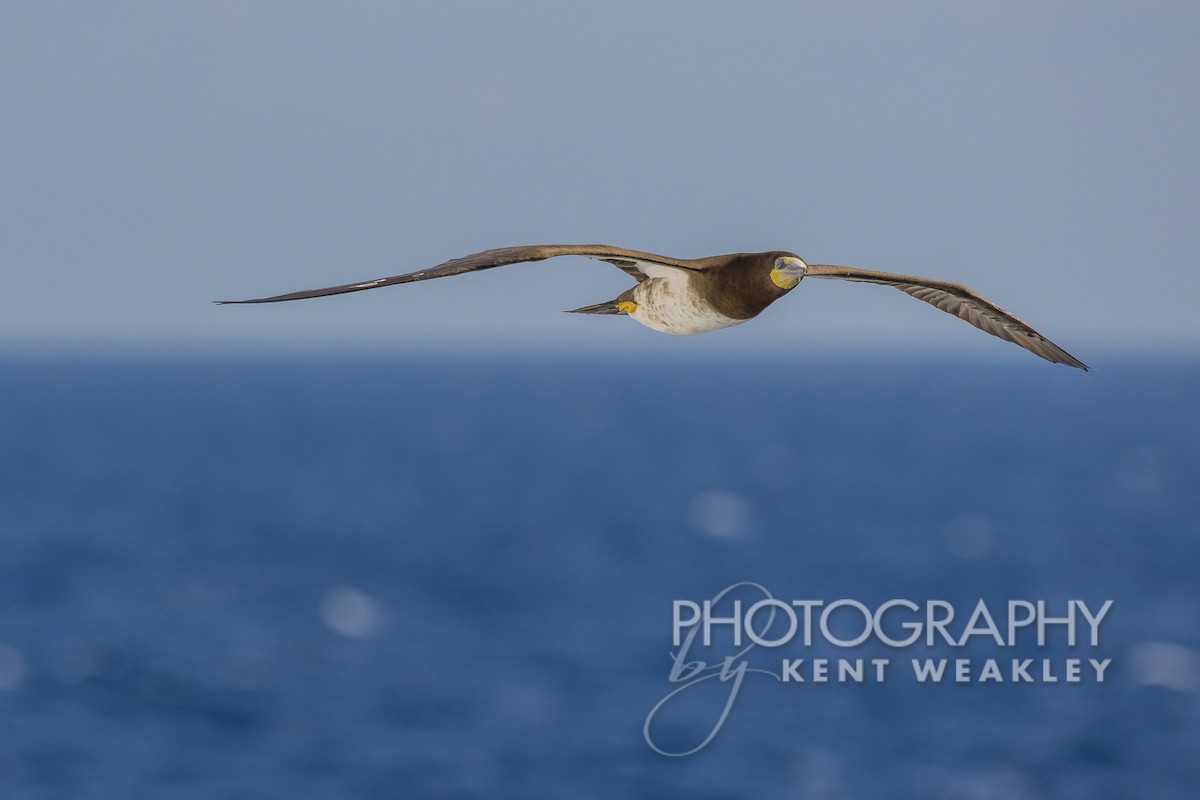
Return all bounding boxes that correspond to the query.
[215,244,696,304]
[805,264,1088,370]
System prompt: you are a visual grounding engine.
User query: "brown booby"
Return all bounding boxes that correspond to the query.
[218,244,1087,369]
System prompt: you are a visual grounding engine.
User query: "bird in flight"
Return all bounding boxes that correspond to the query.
[218,244,1087,370]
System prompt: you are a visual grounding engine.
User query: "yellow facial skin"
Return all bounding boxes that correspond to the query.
[770,256,808,289]
[770,267,801,289]
[617,300,638,314]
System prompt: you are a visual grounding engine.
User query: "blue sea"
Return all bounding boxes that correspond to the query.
[1,359,1197,798]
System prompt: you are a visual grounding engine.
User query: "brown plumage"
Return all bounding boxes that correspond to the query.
[217,244,1087,370]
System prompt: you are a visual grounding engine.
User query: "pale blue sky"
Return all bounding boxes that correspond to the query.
[3,1,1198,361]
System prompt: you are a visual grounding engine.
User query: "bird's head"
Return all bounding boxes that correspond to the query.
[769,255,808,290]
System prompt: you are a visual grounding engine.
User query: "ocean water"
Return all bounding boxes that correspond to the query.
[0,359,1197,799]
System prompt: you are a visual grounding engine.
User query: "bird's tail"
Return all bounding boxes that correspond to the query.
[564,298,628,315]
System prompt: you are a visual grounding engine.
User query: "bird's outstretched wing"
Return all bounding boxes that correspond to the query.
[215,244,698,304]
[804,264,1088,370]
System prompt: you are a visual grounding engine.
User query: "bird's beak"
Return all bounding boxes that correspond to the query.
[770,257,808,290]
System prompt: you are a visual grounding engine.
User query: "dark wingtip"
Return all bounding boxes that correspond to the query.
[1064,353,1090,371]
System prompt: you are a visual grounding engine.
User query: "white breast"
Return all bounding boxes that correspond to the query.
[629,269,743,335]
